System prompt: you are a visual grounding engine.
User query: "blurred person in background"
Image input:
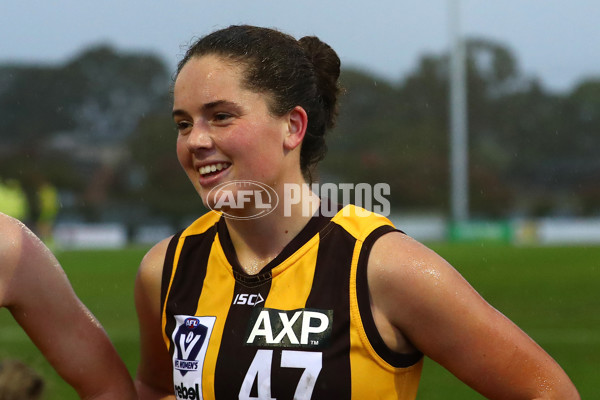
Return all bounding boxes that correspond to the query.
[134,25,579,399]
[0,178,27,222]
[0,359,45,400]
[0,212,137,399]
[34,180,59,246]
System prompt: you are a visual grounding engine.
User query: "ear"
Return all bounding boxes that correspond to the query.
[283,106,308,151]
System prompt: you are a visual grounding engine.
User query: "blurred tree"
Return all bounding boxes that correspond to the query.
[0,45,171,222]
[62,45,170,144]
[322,68,401,182]
[463,38,523,217]
[0,65,76,147]
[126,113,207,224]
[323,39,521,216]
[1,38,598,223]
[561,79,600,215]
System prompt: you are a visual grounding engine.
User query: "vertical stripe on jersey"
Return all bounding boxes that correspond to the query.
[304,222,355,399]
[270,231,322,399]
[162,229,215,351]
[265,234,320,310]
[213,275,273,399]
[215,228,322,399]
[161,212,222,350]
[195,234,237,400]
[161,231,182,348]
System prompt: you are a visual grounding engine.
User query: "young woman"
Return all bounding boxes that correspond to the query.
[134,25,579,399]
[0,212,137,399]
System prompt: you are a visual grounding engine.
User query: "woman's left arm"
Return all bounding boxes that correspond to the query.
[367,231,580,400]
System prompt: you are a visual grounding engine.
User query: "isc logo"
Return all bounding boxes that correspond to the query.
[232,293,265,306]
[245,307,333,349]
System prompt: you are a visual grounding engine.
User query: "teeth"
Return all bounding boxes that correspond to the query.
[199,163,227,176]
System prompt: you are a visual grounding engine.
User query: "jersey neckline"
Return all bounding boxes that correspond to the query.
[216,201,338,282]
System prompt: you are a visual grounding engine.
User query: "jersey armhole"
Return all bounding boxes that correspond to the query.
[355,225,423,368]
[160,230,183,312]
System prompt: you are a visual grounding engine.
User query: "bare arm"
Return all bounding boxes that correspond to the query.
[0,215,136,400]
[368,232,580,400]
[134,237,176,399]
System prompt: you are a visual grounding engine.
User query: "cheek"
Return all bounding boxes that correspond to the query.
[176,137,191,169]
[234,119,284,155]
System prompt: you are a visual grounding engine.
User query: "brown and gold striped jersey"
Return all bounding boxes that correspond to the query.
[161,205,423,400]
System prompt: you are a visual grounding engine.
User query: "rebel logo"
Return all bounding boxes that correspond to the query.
[174,383,201,400]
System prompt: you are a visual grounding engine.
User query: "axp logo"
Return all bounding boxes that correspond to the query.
[207,180,278,220]
[245,308,333,349]
[172,316,215,377]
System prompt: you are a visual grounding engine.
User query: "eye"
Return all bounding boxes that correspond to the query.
[175,120,192,134]
[212,112,233,124]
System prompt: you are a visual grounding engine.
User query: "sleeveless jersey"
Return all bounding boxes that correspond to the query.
[160,204,423,400]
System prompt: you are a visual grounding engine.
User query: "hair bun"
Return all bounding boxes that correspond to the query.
[298,36,341,129]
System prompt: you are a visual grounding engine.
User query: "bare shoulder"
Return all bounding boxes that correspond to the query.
[0,213,55,262]
[135,236,174,310]
[0,214,17,261]
[137,236,172,281]
[366,231,463,351]
[367,230,487,337]
[367,230,458,295]
[0,213,60,307]
[0,214,22,305]
[0,213,26,258]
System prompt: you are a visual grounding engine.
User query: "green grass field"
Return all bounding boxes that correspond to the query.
[1,243,598,399]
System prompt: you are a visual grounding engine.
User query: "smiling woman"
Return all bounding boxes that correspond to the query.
[172,53,303,213]
[133,25,580,400]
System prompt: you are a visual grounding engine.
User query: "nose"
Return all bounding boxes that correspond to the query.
[186,122,214,152]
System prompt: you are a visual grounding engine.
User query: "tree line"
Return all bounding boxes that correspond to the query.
[1,38,598,228]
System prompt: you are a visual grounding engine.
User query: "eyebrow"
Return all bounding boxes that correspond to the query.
[172,100,238,118]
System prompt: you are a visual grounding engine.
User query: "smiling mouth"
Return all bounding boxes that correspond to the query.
[199,162,230,177]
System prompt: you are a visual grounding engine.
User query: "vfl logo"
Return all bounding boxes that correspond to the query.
[245,308,333,349]
[172,316,215,377]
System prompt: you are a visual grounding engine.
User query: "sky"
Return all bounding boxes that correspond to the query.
[1,1,599,93]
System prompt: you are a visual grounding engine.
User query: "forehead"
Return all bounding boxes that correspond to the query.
[174,55,246,100]
[178,54,243,79]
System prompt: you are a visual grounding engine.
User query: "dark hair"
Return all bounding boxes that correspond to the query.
[176,25,341,177]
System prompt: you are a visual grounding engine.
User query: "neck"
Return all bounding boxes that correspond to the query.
[224,184,320,274]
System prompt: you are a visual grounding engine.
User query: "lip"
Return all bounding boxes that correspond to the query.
[195,161,232,186]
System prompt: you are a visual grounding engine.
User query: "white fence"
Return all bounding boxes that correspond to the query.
[52,217,600,250]
[54,223,128,249]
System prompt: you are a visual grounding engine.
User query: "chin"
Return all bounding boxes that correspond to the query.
[200,189,224,212]
[198,191,212,209]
